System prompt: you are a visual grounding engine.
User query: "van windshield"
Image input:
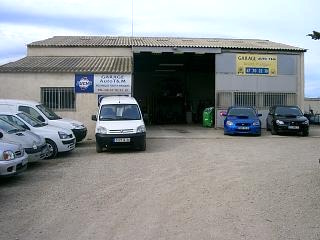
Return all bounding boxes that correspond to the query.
[0,118,25,133]
[99,104,141,121]
[275,106,303,117]
[36,104,62,120]
[228,108,257,118]
[17,112,47,127]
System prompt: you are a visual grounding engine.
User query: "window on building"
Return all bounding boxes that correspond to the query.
[41,87,75,111]
[217,92,232,108]
[234,92,256,107]
[216,91,297,109]
[263,93,296,108]
[263,93,286,107]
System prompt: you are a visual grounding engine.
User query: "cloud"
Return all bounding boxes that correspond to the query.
[305,77,320,98]
[0,56,25,65]
[0,7,128,35]
[0,0,132,19]
[0,23,87,59]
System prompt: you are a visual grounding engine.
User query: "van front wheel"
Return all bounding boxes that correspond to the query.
[139,139,146,151]
[46,139,58,159]
[96,143,103,153]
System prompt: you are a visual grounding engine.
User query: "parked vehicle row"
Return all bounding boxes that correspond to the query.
[0,99,87,177]
[1,98,310,176]
[0,99,87,142]
[0,112,76,159]
[0,118,48,162]
[222,105,309,137]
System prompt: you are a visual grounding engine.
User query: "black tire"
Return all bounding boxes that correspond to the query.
[271,125,277,135]
[96,143,103,153]
[139,139,146,151]
[46,139,58,159]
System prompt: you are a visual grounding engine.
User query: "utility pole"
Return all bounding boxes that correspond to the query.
[131,0,134,37]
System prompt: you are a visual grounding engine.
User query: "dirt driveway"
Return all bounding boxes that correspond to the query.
[1,126,320,240]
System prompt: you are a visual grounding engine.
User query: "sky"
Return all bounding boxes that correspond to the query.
[0,0,319,97]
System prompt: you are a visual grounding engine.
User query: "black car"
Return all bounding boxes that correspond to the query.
[266,105,309,136]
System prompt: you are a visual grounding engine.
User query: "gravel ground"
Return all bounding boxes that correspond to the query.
[1,126,320,240]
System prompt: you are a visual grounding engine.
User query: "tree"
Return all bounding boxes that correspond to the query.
[307,31,320,40]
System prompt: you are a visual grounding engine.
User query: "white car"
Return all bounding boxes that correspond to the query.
[0,112,76,159]
[92,96,146,152]
[0,118,47,162]
[0,132,28,177]
[0,99,87,142]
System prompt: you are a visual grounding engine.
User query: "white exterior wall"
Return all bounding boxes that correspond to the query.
[215,52,300,92]
[297,52,305,111]
[304,99,320,114]
[215,52,304,128]
[28,47,133,57]
[0,73,98,139]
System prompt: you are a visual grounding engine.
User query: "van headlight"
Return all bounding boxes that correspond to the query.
[276,120,284,125]
[137,125,146,133]
[302,120,309,125]
[58,131,70,139]
[71,123,85,129]
[2,151,15,161]
[97,126,108,134]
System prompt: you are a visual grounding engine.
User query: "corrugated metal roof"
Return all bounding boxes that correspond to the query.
[0,56,132,73]
[28,36,306,52]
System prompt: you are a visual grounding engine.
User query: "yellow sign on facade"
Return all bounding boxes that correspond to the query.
[236,54,277,76]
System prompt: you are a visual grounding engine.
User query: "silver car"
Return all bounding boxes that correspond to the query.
[0,119,48,163]
[0,132,28,177]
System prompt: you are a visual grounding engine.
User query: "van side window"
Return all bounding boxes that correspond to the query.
[0,115,29,130]
[18,106,45,122]
[12,116,30,130]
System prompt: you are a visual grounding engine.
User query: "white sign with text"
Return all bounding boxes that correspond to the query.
[94,74,132,94]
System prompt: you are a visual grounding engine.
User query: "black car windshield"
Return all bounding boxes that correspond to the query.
[0,118,25,133]
[99,104,141,121]
[36,104,62,120]
[228,108,257,118]
[17,112,47,127]
[275,107,303,117]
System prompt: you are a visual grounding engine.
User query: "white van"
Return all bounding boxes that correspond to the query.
[92,96,146,152]
[0,99,87,142]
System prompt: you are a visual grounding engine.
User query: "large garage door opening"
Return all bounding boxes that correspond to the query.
[133,52,215,125]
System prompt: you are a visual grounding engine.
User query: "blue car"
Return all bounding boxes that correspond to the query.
[222,106,262,136]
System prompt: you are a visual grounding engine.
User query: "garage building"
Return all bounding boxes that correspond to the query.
[0,36,306,139]
[304,98,320,114]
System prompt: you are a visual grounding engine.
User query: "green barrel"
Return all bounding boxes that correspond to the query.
[202,107,214,127]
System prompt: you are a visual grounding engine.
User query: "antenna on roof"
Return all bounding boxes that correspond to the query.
[131,0,134,37]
